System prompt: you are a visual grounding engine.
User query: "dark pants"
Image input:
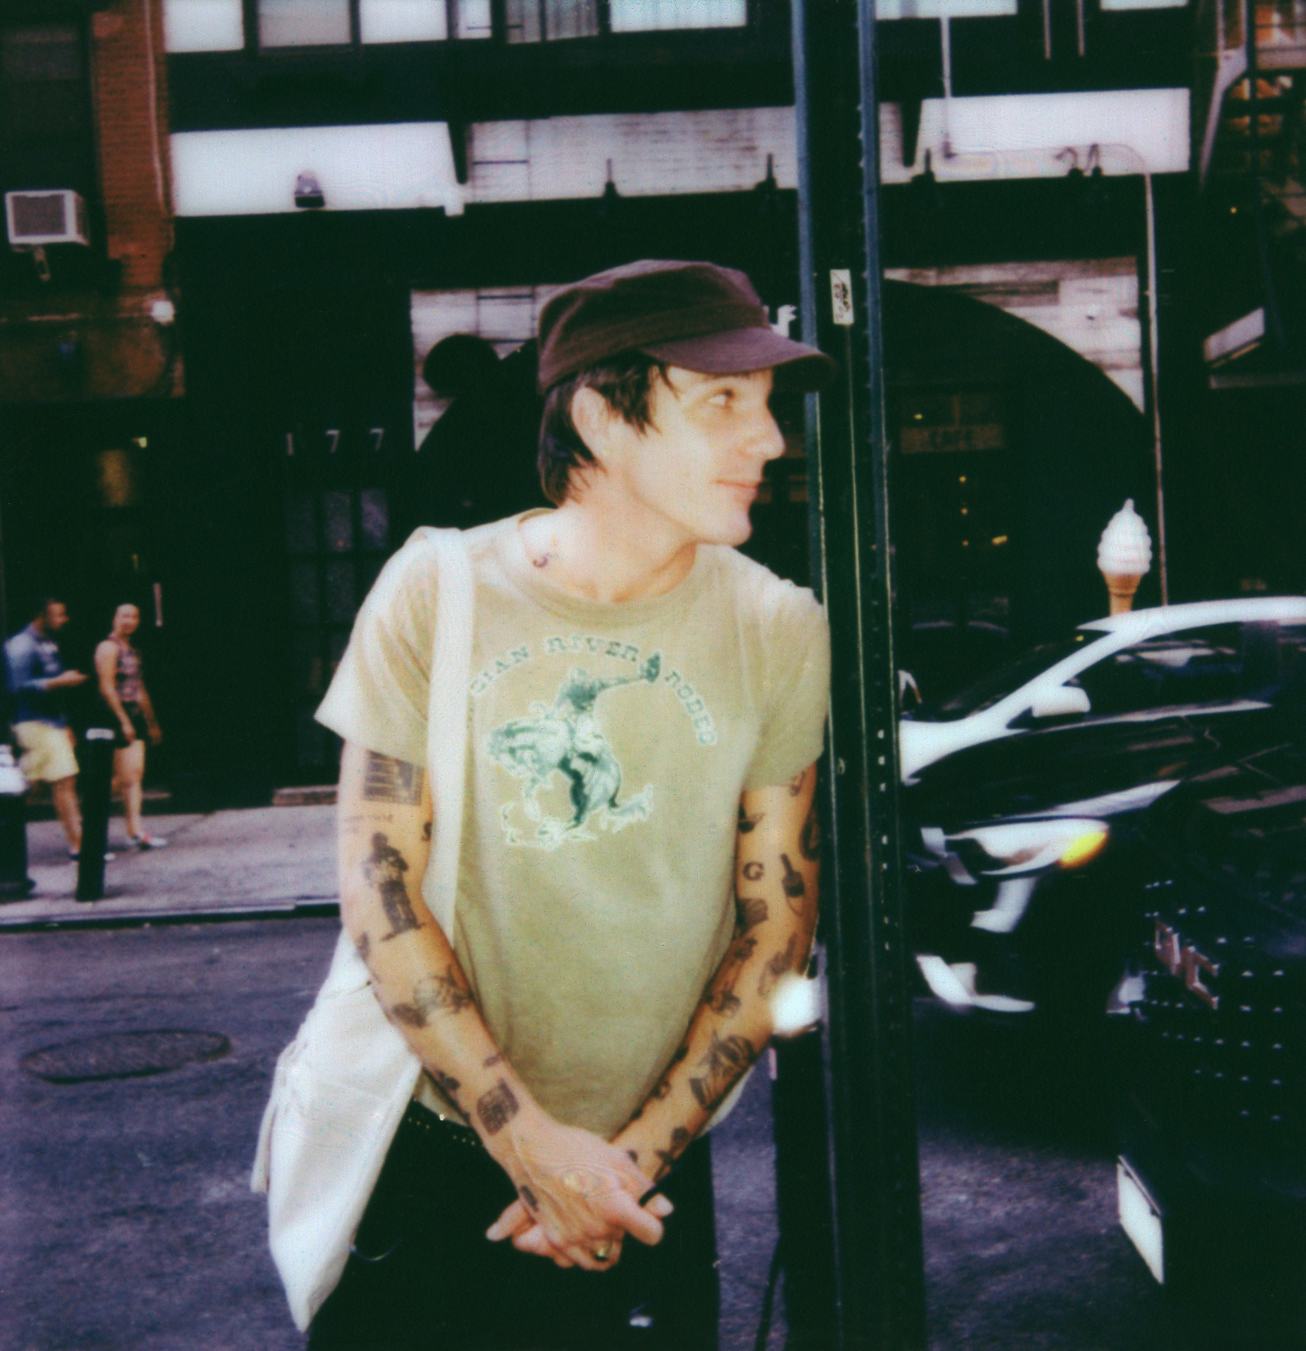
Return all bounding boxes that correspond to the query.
[308,1104,719,1351]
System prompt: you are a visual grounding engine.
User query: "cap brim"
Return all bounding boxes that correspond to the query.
[641,326,838,392]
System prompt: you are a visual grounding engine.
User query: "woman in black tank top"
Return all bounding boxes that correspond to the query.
[95,603,166,850]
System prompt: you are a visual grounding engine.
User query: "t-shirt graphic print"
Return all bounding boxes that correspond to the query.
[488,650,662,850]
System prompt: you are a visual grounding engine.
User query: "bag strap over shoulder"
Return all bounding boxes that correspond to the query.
[421,528,474,938]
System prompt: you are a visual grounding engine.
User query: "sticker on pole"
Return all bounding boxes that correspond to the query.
[830,270,854,326]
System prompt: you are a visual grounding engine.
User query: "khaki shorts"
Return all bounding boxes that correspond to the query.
[14,721,78,783]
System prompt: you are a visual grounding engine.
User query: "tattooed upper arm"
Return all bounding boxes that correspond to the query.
[362,751,424,805]
[735,765,820,936]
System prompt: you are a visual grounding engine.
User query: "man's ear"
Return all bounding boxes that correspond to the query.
[570,386,620,462]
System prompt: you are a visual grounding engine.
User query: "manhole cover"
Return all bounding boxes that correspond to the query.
[21,1030,231,1083]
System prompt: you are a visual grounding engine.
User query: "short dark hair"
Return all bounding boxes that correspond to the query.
[537,353,666,505]
[422,333,501,398]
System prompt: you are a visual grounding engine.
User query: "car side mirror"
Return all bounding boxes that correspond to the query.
[1028,686,1091,721]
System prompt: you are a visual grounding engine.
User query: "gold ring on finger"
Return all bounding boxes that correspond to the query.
[592,1242,613,1261]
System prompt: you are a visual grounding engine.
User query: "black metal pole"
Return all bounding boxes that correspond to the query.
[791,1,927,1348]
[770,1010,837,1349]
[0,747,35,900]
[76,727,115,901]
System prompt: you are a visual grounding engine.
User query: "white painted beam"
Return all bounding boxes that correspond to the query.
[171,123,464,216]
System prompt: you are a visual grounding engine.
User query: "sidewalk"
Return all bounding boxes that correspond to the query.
[0,804,339,929]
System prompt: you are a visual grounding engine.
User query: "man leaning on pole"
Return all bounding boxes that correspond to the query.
[255,259,835,1350]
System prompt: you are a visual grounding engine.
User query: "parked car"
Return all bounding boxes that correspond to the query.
[899,596,1306,781]
[1115,730,1306,1347]
[901,602,1306,1022]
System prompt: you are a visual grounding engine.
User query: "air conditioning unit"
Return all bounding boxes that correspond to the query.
[4,190,90,248]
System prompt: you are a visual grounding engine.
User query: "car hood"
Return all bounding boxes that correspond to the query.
[903,704,1285,832]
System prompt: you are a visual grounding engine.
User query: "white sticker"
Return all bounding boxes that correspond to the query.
[831,269,854,327]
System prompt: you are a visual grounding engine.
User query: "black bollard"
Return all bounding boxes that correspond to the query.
[770,973,837,1351]
[0,744,35,900]
[76,727,116,902]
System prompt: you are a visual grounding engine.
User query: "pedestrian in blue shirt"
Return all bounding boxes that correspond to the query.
[5,598,89,858]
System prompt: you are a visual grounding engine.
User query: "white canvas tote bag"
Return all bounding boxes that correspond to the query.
[251,527,474,1331]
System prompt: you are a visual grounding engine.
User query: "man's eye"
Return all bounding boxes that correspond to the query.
[707,389,736,407]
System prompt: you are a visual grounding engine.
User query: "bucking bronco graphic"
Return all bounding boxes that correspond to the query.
[488,654,661,848]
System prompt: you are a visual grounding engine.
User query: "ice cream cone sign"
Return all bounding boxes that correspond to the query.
[1097,500,1153,615]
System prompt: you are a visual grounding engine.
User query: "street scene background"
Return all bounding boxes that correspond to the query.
[3,812,1172,1349]
[5,0,1306,1347]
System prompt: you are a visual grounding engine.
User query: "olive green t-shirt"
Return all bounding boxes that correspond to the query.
[317,512,830,1139]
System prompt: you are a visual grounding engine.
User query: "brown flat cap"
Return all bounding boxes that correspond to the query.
[536,259,837,392]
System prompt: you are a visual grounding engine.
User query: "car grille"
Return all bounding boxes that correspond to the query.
[1135,878,1303,1164]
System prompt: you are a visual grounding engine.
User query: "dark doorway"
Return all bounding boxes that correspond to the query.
[884,282,1153,702]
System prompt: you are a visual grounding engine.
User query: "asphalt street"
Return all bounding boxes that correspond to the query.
[1,916,1177,1351]
[0,918,784,1351]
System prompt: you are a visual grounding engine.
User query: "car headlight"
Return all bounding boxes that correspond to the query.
[947,818,1109,877]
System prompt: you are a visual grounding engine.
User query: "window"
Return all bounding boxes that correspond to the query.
[257,0,353,48]
[609,0,746,30]
[453,0,493,39]
[1099,0,1187,10]
[360,0,448,42]
[920,637,1088,722]
[505,0,599,41]
[0,22,94,198]
[248,0,751,45]
[875,0,1016,18]
[1072,625,1251,716]
[1253,623,1306,702]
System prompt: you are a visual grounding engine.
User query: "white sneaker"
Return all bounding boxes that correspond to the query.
[129,834,168,851]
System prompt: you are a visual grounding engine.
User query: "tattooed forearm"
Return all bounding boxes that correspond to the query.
[703,934,758,1018]
[741,860,765,882]
[363,752,424,805]
[389,966,475,1026]
[654,1126,692,1173]
[780,853,807,914]
[737,896,768,931]
[737,804,763,834]
[645,1041,685,1104]
[689,1031,757,1111]
[800,800,821,862]
[477,1080,520,1135]
[428,1068,463,1108]
[422,819,433,843]
[758,934,799,998]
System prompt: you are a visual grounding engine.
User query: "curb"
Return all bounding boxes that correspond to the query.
[0,898,339,934]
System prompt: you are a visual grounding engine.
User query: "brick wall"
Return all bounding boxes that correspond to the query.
[0,0,180,402]
[92,0,173,295]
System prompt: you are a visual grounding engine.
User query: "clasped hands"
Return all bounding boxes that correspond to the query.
[484,1109,672,1273]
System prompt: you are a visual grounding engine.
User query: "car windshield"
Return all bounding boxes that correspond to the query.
[909,635,1091,722]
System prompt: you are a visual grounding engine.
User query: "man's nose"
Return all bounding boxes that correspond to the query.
[747,409,786,462]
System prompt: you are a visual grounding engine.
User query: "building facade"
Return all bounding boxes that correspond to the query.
[8,0,1296,800]
[1,0,183,765]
